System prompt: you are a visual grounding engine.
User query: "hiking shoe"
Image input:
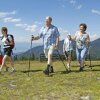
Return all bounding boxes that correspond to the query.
[12,69,16,72]
[43,65,50,75]
[6,67,9,72]
[49,66,54,73]
[79,67,83,71]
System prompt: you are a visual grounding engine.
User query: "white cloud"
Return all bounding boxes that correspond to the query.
[76,4,82,10]
[0,10,16,18]
[69,0,76,5]
[59,27,68,34]
[15,20,42,33]
[15,23,28,28]
[91,9,100,15]
[15,23,40,33]
[58,28,69,40]
[34,21,42,25]
[60,0,82,10]
[3,17,21,23]
[90,34,100,41]
[25,24,38,33]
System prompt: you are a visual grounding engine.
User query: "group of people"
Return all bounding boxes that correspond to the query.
[0,16,90,75]
[32,16,90,75]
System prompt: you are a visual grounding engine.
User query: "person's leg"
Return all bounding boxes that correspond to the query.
[8,56,15,72]
[5,52,14,72]
[76,48,85,71]
[43,46,54,75]
[48,46,54,73]
[4,63,9,72]
[64,51,68,66]
[67,51,73,70]
[5,47,15,72]
[76,48,81,67]
[0,55,8,72]
[48,53,52,65]
[80,48,87,68]
[65,51,70,70]
[43,48,50,75]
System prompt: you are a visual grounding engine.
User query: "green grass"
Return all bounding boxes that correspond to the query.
[0,61,100,100]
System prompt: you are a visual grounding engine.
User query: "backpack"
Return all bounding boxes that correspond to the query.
[2,34,15,49]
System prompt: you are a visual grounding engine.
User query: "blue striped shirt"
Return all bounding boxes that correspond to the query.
[39,24,60,49]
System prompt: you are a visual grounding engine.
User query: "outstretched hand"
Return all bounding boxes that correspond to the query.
[31,35,34,41]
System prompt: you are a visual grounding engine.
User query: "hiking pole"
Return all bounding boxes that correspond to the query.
[28,36,33,76]
[88,46,93,69]
[56,49,68,72]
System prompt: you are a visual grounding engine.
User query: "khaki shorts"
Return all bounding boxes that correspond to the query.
[44,45,54,58]
[4,47,12,56]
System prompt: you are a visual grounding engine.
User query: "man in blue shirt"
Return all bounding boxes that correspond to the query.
[32,16,60,75]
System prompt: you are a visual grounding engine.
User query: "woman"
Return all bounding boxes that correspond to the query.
[63,34,73,71]
[74,23,90,71]
[0,27,15,72]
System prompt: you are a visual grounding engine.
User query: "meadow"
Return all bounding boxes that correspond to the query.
[0,61,100,100]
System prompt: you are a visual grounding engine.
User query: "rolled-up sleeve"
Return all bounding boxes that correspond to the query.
[55,27,60,38]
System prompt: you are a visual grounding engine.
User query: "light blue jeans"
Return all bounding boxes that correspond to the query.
[76,47,87,61]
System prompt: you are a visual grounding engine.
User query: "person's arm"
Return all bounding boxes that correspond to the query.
[32,36,40,41]
[55,37,59,48]
[86,34,90,48]
[32,27,43,41]
[9,40,13,45]
[54,28,60,48]
[71,31,78,41]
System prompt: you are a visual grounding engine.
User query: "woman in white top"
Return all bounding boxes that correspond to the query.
[63,34,73,71]
[74,23,90,71]
[0,27,15,72]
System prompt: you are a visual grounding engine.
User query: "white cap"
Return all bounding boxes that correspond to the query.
[68,33,71,36]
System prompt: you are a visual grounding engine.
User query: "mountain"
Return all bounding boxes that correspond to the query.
[16,40,64,58]
[17,38,100,60]
[90,38,100,59]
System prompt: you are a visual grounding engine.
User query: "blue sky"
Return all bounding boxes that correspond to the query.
[0,0,100,52]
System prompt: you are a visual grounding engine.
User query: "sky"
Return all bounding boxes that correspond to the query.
[0,0,100,52]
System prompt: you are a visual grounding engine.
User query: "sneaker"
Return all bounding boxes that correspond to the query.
[12,69,16,72]
[79,67,83,71]
[43,65,50,75]
[6,67,9,72]
[49,66,54,73]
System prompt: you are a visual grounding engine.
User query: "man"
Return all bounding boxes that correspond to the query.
[32,16,60,75]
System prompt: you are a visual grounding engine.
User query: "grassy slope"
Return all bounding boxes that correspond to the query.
[0,61,100,100]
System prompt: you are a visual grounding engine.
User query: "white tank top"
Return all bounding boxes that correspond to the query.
[2,35,12,48]
[63,38,73,51]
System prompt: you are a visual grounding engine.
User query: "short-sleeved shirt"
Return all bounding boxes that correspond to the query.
[63,37,73,52]
[75,31,89,49]
[1,35,12,48]
[39,24,60,49]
